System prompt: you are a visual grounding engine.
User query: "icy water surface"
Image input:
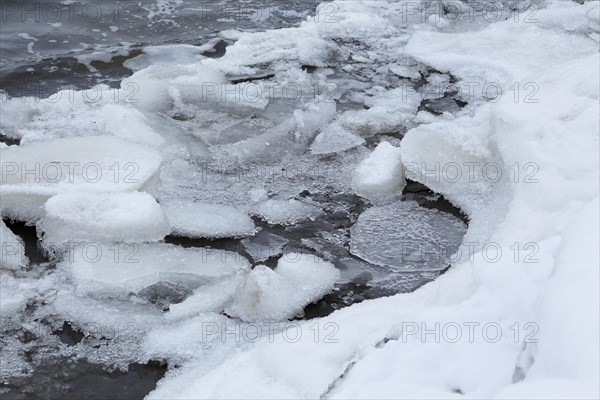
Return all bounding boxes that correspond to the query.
[1,1,471,398]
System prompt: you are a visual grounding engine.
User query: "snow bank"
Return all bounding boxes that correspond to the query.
[524,197,599,387]
[39,191,170,247]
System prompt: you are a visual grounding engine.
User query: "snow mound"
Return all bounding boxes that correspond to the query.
[351,141,405,203]
[226,253,339,322]
[39,191,170,247]
[0,136,162,222]
[162,199,255,238]
[351,201,467,271]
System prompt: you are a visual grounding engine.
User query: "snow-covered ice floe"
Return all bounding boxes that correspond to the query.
[39,191,170,248]
[351,141,406,203]
[58,243,250,301]
[0,136,162,222]
[162,199,255,239]
[253,199,322,225]
[226,253,339,322]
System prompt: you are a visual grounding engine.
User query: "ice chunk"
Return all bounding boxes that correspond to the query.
[101,104,165,147]
[202,26,336,75]
[1,219,28,270]
[162,199,255,238]
[351,141,405,203]
[120,63,227,112]
[350,201,467,271]
[226,253,339,322]
[123,43,215,72]
[40,191,170,247]
[241,231,288,262]
[166,275,246,321]
[0,274,29,320]
[58,243,250,300]
[254,199,322,225]
[142,313,233,365]
[310,123,365,155]
[51,291,165,338]
[389,64,421,80]
[214,100,335,164]
[0,136,162,222]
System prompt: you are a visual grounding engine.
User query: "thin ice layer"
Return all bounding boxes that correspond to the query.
[350,201,467,271]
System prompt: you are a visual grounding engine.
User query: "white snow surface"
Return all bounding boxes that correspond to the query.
[254,199,322,225]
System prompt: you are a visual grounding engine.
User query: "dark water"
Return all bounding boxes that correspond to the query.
[1,0,320,96]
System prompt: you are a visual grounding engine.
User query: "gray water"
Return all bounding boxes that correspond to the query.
[1,0,320,95]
